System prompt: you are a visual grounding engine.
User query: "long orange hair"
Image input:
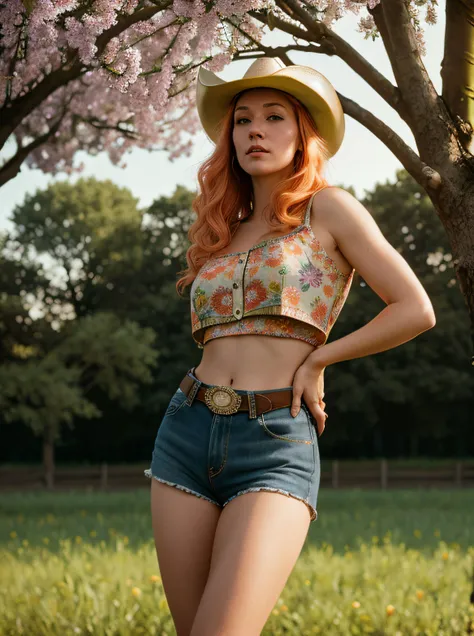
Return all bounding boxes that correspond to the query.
[176,88,331,296]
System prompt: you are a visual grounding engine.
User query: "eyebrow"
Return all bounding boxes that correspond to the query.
[234,102,287,113]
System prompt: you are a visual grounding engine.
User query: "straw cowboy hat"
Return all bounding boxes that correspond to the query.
[196,56,345,157]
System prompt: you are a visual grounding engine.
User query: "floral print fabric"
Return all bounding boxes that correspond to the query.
[202,314,329,346]
[190,192,355,349]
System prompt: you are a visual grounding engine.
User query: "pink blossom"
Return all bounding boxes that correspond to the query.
[0,0,435,182]
[173,0,206,19]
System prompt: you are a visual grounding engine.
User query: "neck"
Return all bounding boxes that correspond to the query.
[249,167,292,223]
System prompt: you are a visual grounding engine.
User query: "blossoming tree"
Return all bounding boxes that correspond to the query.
[1,0,474,357]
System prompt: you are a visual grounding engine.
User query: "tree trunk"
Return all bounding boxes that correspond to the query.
[427,165,474,361]
[370,0,474,360]
[43,424,55,490]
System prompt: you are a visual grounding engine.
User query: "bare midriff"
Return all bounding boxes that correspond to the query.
[194,334,317,391]
[193,198,350,391]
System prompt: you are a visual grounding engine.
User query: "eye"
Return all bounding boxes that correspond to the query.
[235,115,284,125]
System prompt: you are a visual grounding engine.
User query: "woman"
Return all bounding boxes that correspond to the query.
[145,57,436,636]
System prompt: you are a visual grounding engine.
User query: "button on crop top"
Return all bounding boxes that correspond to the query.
[190,189,355,349]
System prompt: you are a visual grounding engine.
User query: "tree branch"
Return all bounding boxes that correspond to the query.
[230,40,323,64]
[230,46,301,68]
[121,17,179,53]
[0,1,172,151]
[249,8,314,42]
[224,16,314,67]
[373,0,449,148]
[4,13,27,106]
[79,117,140,139]
[223,17,265,51]
[338,89,441,191]
[0,116,64,187]
[273,0,409,123]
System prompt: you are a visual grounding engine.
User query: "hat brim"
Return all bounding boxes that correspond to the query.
[196,65,345,157]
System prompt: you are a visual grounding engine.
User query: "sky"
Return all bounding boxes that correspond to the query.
[0,4,445,232]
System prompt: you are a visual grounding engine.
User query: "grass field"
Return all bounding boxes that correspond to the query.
[1,488,474,635]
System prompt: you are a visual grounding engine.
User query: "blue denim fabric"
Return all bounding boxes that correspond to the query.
[144,368,321,521]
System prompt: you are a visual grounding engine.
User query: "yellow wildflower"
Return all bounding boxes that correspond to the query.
[415,589,424,600]
[149,575,161,583]
[442,551,449,560]
[158,598,168,610]
[352,601,360,609]
[386,604,395,616]
[9,531,17,539]
[131,587,141,598]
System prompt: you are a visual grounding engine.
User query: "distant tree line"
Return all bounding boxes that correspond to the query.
[1,170,472,484]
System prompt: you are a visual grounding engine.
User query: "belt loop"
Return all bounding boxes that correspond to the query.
[186,372,201,407]
[247,391,257,419]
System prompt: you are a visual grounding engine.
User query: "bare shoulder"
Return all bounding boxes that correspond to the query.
[312,186,435,312]
[311,185,384,254]
[311,186,366,226]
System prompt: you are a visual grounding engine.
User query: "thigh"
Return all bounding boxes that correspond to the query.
[189,490,311,636]
[151,479,222,636]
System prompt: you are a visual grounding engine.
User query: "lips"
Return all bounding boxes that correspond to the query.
[246,145,269,154]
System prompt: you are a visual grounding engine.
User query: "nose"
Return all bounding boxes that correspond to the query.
[248,123,264,140]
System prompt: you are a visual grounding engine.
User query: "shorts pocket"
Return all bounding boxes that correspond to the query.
[301,403,321,438]
[259,404,314,444]
[164,388,188,418]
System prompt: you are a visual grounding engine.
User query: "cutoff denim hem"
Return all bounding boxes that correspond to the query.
[145,470,317,521]
[144,368,321,523]
[144,469,221,508]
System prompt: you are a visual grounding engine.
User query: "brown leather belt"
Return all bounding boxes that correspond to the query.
[179,371,294,417]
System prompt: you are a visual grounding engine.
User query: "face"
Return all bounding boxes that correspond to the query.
[232,87,301,179]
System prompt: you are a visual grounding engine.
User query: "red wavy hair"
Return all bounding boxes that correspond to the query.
[176,88,331,296]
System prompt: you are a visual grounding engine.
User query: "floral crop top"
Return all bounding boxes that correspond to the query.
[190,188,355,349]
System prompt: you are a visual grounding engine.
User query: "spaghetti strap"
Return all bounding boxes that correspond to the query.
[304,185,335,226]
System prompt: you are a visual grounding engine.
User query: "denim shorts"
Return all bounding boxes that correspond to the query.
[144,368,321,521]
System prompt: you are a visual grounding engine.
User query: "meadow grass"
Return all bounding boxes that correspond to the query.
[1,488,473,635]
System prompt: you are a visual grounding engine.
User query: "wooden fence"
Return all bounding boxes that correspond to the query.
[1,460,474,492]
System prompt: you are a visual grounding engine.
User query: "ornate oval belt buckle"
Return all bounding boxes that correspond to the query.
[204,385,242,415]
